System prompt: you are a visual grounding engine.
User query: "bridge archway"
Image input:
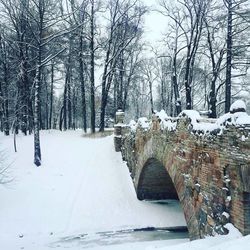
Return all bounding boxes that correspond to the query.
[119,113,250,239]
[136,157,201,240]
[137,158,179,201]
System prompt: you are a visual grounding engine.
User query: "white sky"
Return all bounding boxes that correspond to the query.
[142,0,168,48]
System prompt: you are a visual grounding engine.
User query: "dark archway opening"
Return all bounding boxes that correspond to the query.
[137,158,179,201]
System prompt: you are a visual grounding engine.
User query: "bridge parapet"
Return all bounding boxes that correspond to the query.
[115,106,250,240]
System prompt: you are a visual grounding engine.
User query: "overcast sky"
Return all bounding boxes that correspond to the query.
[141,0,168,51]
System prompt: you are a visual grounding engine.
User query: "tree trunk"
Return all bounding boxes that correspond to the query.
[0,77,3,133]
[0,41,10,135]
[72,86,76,130]
[225,0,233,113]
[33,14,43,166]
[99,39,112,132]
[90,1,95,133]
[172,52,181,115]
[100,71,114,132]
[100,94,108,132]
[118,52,125,110]
[184,51,192,110]
[79,35,87,132]
[45,77,49,130]
[149,81,154,114]
[49,63,54,129]
[59,106,64,131]
[63,71,68,131]
[68,77,72,129]
[34,72,41,167]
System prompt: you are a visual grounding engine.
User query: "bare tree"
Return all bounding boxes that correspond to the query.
[99,0,146,131]
[159,0,208,110]
[204,14,226,118]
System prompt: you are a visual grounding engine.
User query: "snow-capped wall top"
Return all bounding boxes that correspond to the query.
[230,100,246,113]
[155,110,169,121]
[137,117,151,130]
[178,110,201,123]
[127,100,250,135]
[217,112,250,127]
[128,120,137,132]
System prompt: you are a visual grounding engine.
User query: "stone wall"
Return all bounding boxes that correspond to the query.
[117,114,250,240]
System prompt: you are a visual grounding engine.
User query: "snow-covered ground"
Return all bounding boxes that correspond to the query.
[0,130,185,249]
[0,130,249,250]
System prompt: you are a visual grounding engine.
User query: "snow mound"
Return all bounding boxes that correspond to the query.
[155,110,169,121]
[155,110,177,131]
[179,110,201,123]
[129,120,137,132]
[230,100,246,113]
[224,223,242,239]
[217,112,250,127]
[177,101,250,135]
[137,117,151,130]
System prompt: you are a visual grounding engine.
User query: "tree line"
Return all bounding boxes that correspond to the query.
[153,0,249,118]
[0,0,249,166]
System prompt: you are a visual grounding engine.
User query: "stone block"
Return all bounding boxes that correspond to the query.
[207,215,215,226]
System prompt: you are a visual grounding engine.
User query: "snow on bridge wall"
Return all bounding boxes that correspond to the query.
[114,110,250,240]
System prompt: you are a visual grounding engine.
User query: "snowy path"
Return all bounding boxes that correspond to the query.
[0,130,185,249]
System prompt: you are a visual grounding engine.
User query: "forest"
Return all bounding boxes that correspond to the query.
[0,0,249,166]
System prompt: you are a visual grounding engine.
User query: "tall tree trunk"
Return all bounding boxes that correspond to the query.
[149,80,154,114]
[59,106,64,131]
[0,76,4,133]
[20,55,29,135]
[49,62,54,129]
[0,36,10,135]
[113,78,117,117]
[45,77,49,130]
[63,71,68,131]
[184,50,192,110]
[90,0,95,133]
[100,70,114,132]
[79,35,87,132]
[34,70,41,167]
[99,51,111,132]
[170,79,174,116]
[225,0,233,113]
[68,77,72,129]
[172,52,181,115]
[28,98,33,134]
[33,0,44,167]
[118,52,125,110]
[100,94,108,132]
[206,22,225,118]
[72,86,76,130]
[3,63,9,135]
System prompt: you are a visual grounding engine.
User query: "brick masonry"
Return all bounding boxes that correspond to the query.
[115,113,250,240]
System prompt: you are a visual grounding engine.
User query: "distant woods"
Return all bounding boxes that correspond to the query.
[157,0,249,118]
[0,0,249,165]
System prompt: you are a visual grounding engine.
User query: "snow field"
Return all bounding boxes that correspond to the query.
[1,130,249,250]
[0,130,185,249]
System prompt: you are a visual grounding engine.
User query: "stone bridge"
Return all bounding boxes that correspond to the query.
[114,107,250,240]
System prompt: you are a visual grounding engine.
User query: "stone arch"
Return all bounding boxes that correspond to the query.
[136,158,179,201]
[135,156,201,240]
